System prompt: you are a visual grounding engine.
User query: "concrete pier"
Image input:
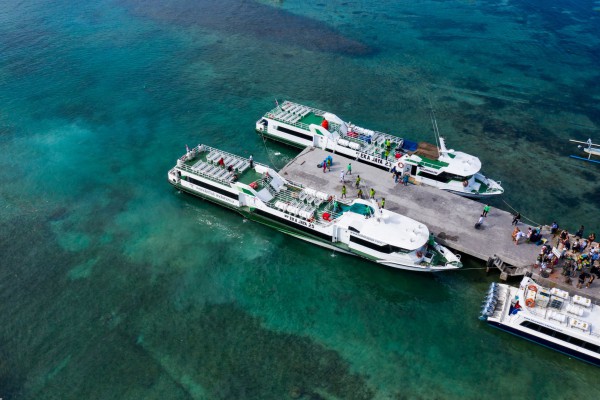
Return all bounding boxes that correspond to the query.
[279,147,538,266]
[277,146,600,301]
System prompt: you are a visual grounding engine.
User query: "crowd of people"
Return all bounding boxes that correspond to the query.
[526,220,600,288]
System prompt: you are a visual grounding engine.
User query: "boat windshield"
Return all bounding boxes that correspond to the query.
[347,203,375,216]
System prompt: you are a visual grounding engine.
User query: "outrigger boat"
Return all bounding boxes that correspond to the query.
[480,275,600,367]
[168,144,462,272]
[569,138,600,164]
[255,101,503,198]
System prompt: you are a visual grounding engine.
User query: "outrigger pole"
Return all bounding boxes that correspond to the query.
[569,138,600,164]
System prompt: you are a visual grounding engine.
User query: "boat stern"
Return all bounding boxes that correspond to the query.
[480,282,501,321]
[427,242,462,270]
[256,118,268,133]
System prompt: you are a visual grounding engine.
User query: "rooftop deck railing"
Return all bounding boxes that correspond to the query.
[177,144,266,186]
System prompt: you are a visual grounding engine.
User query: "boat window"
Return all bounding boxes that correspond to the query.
[187,177,239,200]
[349,234,409,254]
[276,126,312,141]
[552,331,570,342]
[538,326,555,336]
[519,321,600,353]
[418,171,473,183]
[520,321,536,329]
[581,342,600,353]
[568,337,585,348]
[348,226,360,233]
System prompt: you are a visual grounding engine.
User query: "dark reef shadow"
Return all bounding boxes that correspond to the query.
[120,0,377,56]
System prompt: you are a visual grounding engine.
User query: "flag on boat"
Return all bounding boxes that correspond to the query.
[186,144,190,153]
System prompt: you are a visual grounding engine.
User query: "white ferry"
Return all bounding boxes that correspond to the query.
[255,101,503,198]
[168,144,462,272]
[480,275,600,367]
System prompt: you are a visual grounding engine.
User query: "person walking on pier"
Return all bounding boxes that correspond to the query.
[482,204,491,217]
[369,188,376,199]
[347,163,352,175]
[512,212,521,226]
[249,155,254,168]
[355,175,361,188]
[341,185,347,199]
[575,225,585,239]
[380,198,385,209]
[339,170,345,183]
[357,188,363,199]
[475,214,484,229]
[402,174,409,186]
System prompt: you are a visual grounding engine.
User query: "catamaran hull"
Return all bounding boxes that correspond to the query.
[486,320,600,367]
[170,179,454,272]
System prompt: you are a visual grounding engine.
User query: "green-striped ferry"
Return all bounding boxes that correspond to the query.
[255,100,503,198]
[168,144,462,272]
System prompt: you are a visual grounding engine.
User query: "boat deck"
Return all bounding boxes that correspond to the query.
[265,101,432,163]
[299,112,323,126]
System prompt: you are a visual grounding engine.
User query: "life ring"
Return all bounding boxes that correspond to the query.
[528,284,537,292]
[462,180,468,187]
[397,162,404,168]
[416,251,423,258]
[525,298,535,308]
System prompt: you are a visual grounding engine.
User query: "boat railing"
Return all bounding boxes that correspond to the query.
[285,179,304,190]
[177,162,232,186]
[177,144,266,186]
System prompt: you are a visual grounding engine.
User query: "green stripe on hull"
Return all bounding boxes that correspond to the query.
[172,182,241,212]
[172,181,346,253]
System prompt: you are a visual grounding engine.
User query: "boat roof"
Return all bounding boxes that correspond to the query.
[335,200,429,250]
[515,276,600,337]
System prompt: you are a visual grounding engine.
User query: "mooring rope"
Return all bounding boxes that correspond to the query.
[260,131,281,170]
[501,198,545,227]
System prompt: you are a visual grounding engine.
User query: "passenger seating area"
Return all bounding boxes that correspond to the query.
[297,187,330,207]
[272,102,311,125]
[191,150,251,182]
[269,187,332,221]
[274,201,315,220]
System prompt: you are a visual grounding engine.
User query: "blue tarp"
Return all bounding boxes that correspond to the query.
[402,139,419,152]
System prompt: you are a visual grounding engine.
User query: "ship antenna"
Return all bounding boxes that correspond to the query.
[428,98,442,153]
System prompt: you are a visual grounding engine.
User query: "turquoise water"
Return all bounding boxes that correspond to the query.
[1,0,600,398]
